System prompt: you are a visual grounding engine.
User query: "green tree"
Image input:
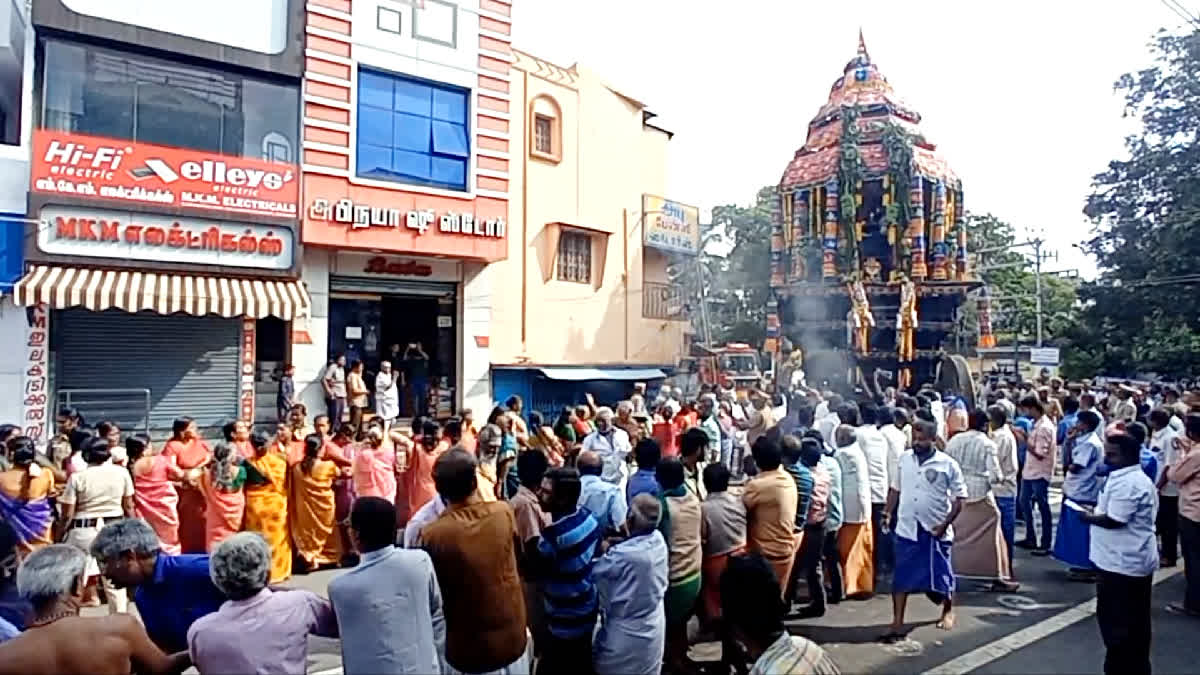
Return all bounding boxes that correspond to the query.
[697,186,776,346]
[963,213,1078,348]
[1074,29,1200,377]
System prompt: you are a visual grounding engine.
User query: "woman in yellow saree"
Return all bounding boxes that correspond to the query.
[243,428,291,583]
[290,434,341,571]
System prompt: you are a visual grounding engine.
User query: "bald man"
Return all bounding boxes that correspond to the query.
[0,545,189,675]
[577,450,629,535]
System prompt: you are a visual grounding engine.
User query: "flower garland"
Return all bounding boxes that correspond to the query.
[882,121,916,275]
[837,105,865,275]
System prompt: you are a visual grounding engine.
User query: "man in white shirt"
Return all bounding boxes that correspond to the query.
[849,403,892,578]
[1080,432,1159,675]
[944,410,1018,591]
[581,408,633,490]
[1149,408,1181,567]
[59,437,135,613]
[815,395,843,449]
[882,419,967,641]
[833,426,874,598]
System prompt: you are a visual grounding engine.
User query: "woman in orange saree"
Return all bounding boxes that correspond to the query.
[0,437,55,558]
[127,434,184,554]
[290,434,341,571]
[200,440,246,552]
[243,429,291,583]
[161,417,211,554]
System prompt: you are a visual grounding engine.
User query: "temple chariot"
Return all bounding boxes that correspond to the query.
[767,33,986,394]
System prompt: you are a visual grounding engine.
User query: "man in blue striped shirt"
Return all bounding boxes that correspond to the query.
[526,467,602,674]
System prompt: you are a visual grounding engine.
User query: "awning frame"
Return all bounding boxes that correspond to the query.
[12,265,311,321]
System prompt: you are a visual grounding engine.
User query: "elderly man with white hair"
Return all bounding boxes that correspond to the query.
[187,532,338,674]
[0,544,189,675]
[592,493,669,675]
[582,406,633,490]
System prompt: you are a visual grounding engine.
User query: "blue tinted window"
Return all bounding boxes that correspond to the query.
[431,157,466,186]
[394,79,432,116]
[358,106,393,146]
[432,88,467,122]
[431,121,469,158]
[394,114,431,152]
[356,69,470,191]
[358,71,394,109]
[358,144,393,178]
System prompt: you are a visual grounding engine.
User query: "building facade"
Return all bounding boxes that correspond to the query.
[11,0,310,436]
[0,0,32,429]
[490,51,693,413]
[293,0,512,420]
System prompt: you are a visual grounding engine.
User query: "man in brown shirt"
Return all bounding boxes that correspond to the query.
[742,436,799,596]
[0,545,190,675]
[422,449,530,674]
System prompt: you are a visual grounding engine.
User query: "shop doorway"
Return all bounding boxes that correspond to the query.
[328,290,456,419]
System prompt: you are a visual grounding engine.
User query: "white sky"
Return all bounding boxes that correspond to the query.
[511,0,1192,278]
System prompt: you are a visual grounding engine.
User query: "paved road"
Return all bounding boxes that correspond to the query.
[282,482,1196,674]
[92,481,1192,674]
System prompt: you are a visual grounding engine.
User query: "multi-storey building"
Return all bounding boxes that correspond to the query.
[10,0,310,436]
[489,50,694,412]
[293,0,512,419]
[0,0,32,428]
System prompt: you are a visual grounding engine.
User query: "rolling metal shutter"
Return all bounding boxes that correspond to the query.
[55,309,240,434]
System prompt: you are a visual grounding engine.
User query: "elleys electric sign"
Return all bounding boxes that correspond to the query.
[31,130,299,220]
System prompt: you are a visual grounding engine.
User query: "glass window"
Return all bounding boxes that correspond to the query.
[556,231,592,284]
[356,69,471,191]
[534,115,553,154]
[41,39,299,162]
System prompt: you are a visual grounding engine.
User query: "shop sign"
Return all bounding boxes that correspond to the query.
[240,319,256,424]
[32,129,299,220]
[642,194,700,256]
[308,198,505,239]
[22,304,50,442]
[363,257,433,277]
[334,252,461,282]
[38,206,294,270]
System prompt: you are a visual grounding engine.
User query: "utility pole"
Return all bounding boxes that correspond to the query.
[1033,238,1044,347]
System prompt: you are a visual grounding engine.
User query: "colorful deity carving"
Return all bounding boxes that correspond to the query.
[977,286,996,348]
[847,280,875,354]
[931,181,948,281]
[791,190,809,280]
[822,178,839,278]
[908,175,927,281]
[954,191,968,281]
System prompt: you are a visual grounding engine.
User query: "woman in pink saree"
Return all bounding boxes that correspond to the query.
[161,417,211,553]
[199,440,246,552]
[352,425,397,504]
[126,434,184,554]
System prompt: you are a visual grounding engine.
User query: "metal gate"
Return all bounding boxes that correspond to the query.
[55,310,240,434]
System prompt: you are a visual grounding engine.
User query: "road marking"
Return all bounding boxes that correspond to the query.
[925,566,1182,675]
[311,668,342,675]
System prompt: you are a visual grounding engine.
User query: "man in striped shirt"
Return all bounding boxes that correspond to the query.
[525,467,601,674]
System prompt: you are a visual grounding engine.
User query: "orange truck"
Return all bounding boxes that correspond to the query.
[698,342,763,394]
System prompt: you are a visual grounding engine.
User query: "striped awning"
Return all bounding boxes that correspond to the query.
[13,265,311,320]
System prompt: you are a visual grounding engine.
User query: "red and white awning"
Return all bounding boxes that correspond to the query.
[12,265,310,320]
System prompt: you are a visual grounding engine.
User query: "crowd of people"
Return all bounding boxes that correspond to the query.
[0,374,1195,675]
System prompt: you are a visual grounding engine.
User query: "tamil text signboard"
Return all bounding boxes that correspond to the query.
[642,194,700,256]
